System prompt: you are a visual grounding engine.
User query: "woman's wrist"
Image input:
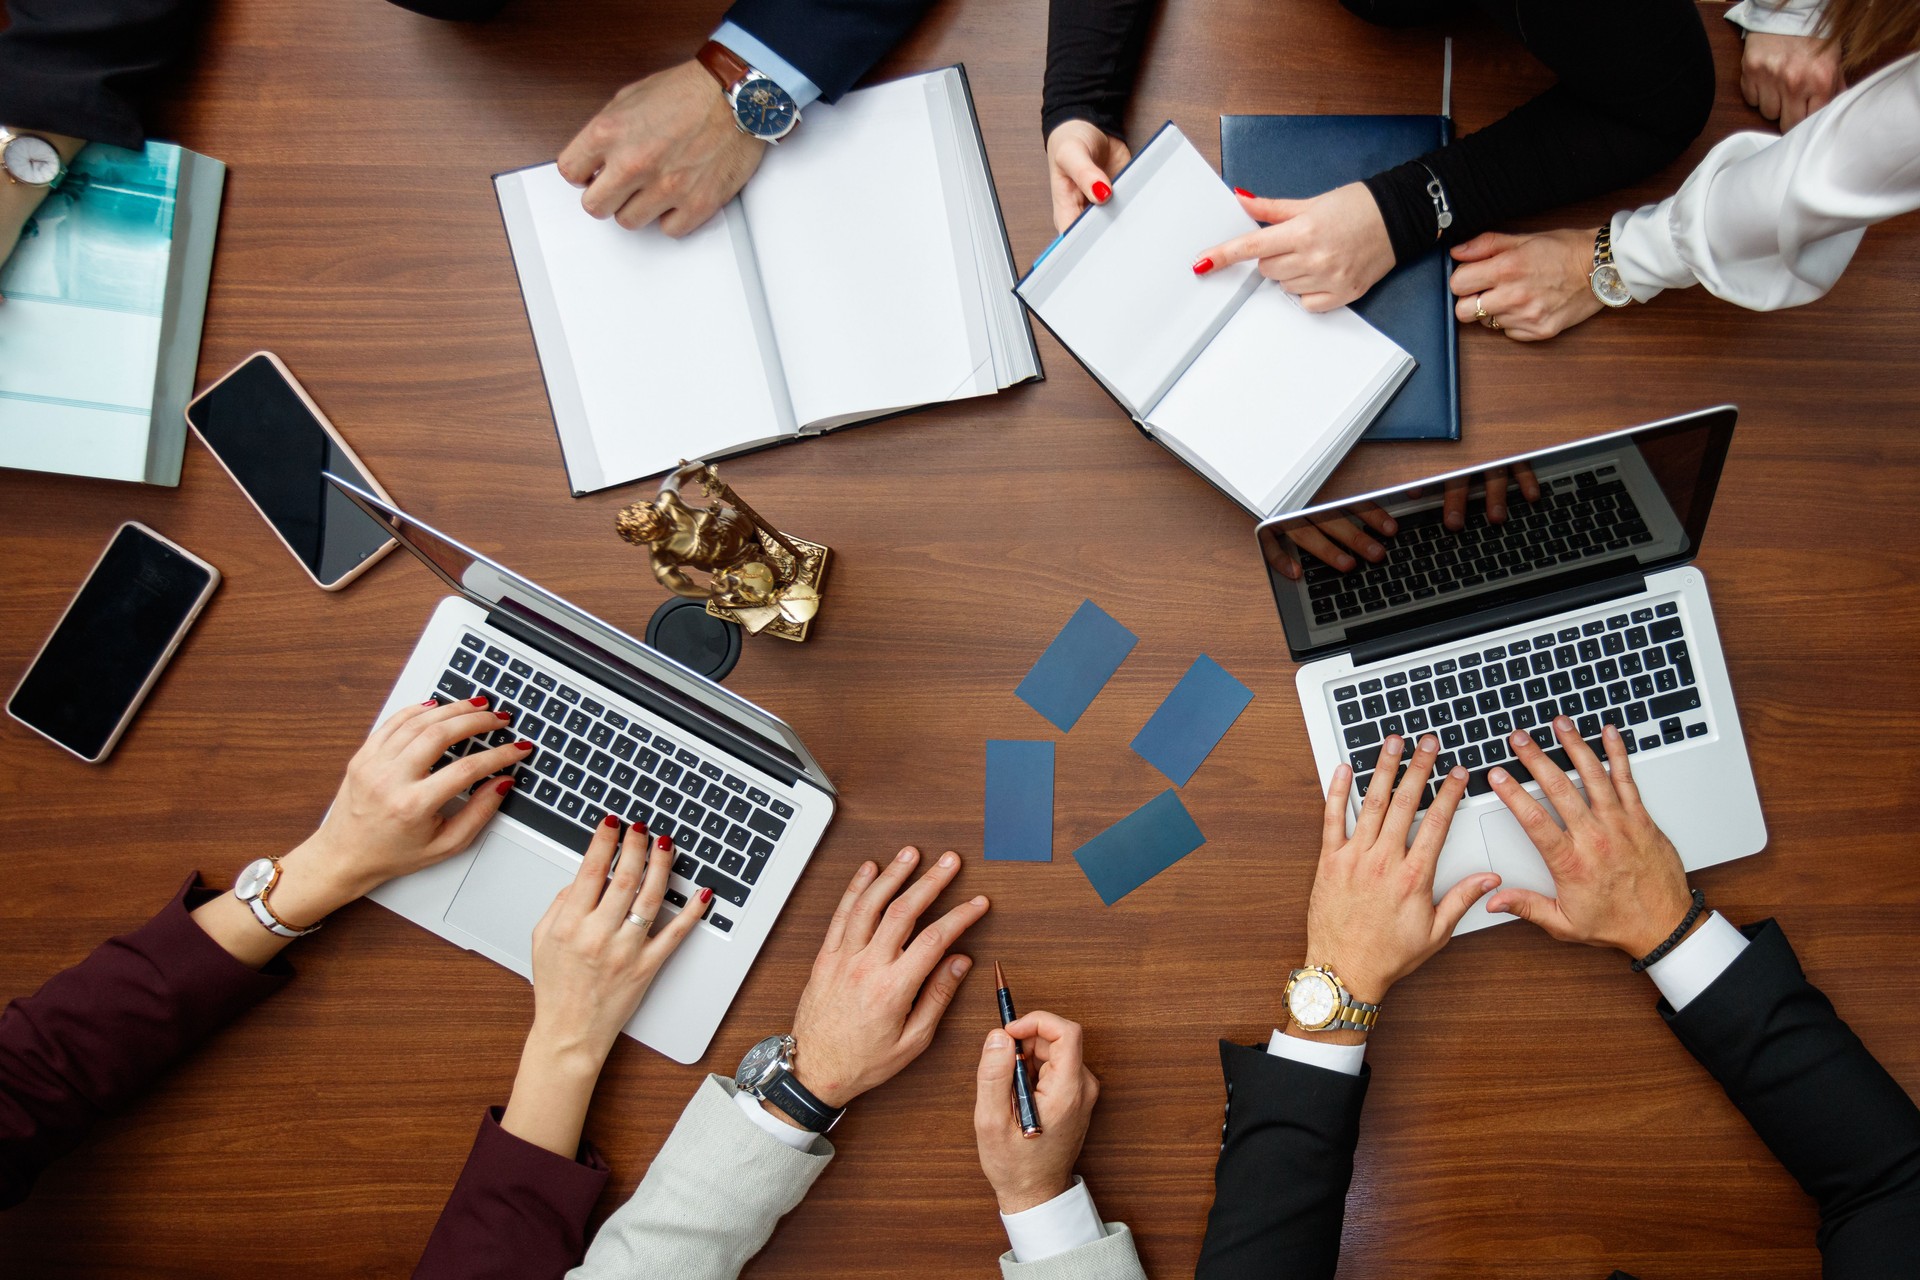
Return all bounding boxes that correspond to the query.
[269,835,375,927]
[500,1029,607,1158]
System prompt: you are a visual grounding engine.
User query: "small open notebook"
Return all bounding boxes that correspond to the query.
[1016,126,1413,518]
[497,67,1040,495]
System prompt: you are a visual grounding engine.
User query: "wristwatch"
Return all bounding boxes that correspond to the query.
[0,128,66,189]
[736,1034,844,1132]
[1285,965,1381,1034]
[233,857,323,939]
[696,41,801,143]
[1589,225,1633,309]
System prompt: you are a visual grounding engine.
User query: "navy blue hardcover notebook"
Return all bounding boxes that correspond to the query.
[1220,114,1459,442]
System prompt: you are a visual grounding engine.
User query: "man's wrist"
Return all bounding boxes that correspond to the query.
[995,1175,1075,1216]
[1620,889,1704,959]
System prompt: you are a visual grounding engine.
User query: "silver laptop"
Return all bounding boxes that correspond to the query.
[1258,407,1764,934]
[329,476,834,1062]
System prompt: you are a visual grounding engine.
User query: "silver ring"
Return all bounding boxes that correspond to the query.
[625,913,653,932]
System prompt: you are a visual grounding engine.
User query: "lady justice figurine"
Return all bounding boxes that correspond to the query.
[615,461,831,643]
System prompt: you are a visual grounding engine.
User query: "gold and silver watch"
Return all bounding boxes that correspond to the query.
[1589,226,1633,309]
[1285,965,1380,1034]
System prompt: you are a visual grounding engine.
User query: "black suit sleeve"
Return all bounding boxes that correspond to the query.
[721,0,939,104]
[1665,920,1920,1279]
[0,0,206,150]
[1041,0,1158,140]
[1196,1041,1370,1280]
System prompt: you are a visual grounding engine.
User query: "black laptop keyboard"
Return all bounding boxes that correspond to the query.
[1304,468,1655,627]
[1333,600,1712,810]
[433,631,796,934]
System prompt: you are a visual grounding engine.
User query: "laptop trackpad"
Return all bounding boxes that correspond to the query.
[443,835,572,964]
[1478,779,1584,900]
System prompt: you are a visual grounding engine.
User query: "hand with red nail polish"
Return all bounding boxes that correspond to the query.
[1485,720,1694,956]
[775,847,989,1120]
[1295,735,1499,1032]
[264,696,537,927]
[1044,119,1132,233]
[504,818,707,1158]
[1193,181,1396,311]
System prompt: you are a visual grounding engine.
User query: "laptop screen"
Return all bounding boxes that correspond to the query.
[1257,406,1737,663]
[324,474,831,792]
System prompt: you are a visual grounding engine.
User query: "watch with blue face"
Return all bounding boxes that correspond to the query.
[696,41,800,144]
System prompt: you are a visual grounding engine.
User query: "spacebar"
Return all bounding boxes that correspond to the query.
[498,790,593,854]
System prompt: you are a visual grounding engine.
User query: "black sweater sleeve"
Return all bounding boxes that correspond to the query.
[0,0,206,149]
[1195,1041,1370,1280]
[1357,0,1715,264]
[1041,0,1159,140]
[1665,921,1920,1278]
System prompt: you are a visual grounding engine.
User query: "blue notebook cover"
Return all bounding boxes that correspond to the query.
[1220,114,1459,443]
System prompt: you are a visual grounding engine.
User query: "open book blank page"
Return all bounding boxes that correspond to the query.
[742,74,984,429]
[1017,127,1258,416]
[1148,284,1410,514]
[497,164,791,492]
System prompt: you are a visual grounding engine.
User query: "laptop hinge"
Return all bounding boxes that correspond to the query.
[1349,570,1648,667]
[485,606,807,790]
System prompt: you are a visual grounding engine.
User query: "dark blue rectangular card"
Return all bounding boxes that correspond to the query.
[1131,655,1255,786]
[984,740,1054,861]
[1015,600,1138,732]
[1071,790,1205,905]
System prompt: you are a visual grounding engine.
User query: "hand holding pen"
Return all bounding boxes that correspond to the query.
[974,1001,1102,1215]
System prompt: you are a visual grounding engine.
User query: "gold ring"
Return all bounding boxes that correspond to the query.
[1487,316,1505,331]
[625,913,653,931]
[1473,295,1489,322]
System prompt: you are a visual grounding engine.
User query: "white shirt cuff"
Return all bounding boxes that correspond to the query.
[1645,911,1750,1012]
[710,21,824,110]
[1725,0,1826,38]
[1266,1027,1366,1076]
[1000,1175,1107,1264]
[734,1087,820,1151]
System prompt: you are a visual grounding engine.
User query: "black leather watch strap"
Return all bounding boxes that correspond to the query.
[761,1070,843,1133]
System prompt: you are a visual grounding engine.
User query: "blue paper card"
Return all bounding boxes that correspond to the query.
[1071,790,1205,905]
[1131,655,1255,786]
[984,740,1054,861]
[1015,600,1138,732]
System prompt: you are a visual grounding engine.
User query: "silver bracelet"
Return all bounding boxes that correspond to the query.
[1416,162,1453,239]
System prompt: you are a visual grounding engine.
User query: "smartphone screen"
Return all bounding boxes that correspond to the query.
[8,525,216,761]
[186,354,394,586]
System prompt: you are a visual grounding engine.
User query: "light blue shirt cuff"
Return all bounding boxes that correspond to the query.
[710,21,823,111]
[1266,1027,1367,1076]
[733,1087,819,1151]
[1646,911,1750,1013]
[1000,1175,1107,1263]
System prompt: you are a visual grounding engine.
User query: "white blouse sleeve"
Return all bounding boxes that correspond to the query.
[1610,51,1920,311]
[1725,0,1825,39]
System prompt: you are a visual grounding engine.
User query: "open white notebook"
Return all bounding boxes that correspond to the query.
[496,67,1040,494]
[1016,125,1413,518]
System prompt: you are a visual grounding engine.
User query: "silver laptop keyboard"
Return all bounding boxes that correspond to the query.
[1333,599,1713,810]
[433,631,794,934]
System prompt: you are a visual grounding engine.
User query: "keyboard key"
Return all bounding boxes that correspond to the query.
[1359,678,1384,694]
[1660,717,1685,744]
[1631,607,1655,623]
[604,710,628,730]
[588,722,614,748]
[565,710,591,735]
[1339,702,1364,726]
[541,725,568,751]
[771,799,794,819]
[501,789,593,853]
[581,697,605,716]
[657,761,682,785]
[630,800,655,828]
[558,792,585,819]
[699,762,725,781]
[607,790,631,814]
[561,764,585,790]
[637,777,660,801]
[532,672,556,691]
[1648,688,1702,718]
[654,737,677,755]
[564,739,591,764]
[682,801,707,827]
[1649,618,1684,643]
[612,763,638,789]
[701,783,726,809]
[698,837,724,864]
[720,850,747,876]
[724,823,752,850]
[638,749,661,773]
[676,749,699,767]
[509,658,534,677]
[581,804,607,829]
[695,865,750,907]
[709,913,734,933]
[521,689,546,716]
[583,776,607,801]
[1639,735,1661,751]
[747,808,787,841]
[1362,694,1387,719]
[658,791,681,814]
[473,660,500,686]
[679,773,704,797]
[1655,601,1678,617]
[611,735,638,762]
[533,752,562,778]
[665,888,688,908]
[703,812,730,838]
[437,671,477,700]
[588,750,615,777]
[1345,723,1382,750]
[459,634,485,653]
[1381,715,1406,738]
[1686,721,1708,738]
[673,852,700,879]
[496,674,523,700]
[1333,685,1358,701]
[1606,614,1629,629]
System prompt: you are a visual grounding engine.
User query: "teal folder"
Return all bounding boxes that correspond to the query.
[1220,114,1459,442]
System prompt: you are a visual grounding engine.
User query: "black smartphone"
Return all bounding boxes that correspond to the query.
[7,523,220,763]
[185,351,397,589]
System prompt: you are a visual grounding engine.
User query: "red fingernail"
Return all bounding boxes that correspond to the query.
[469,696,488,707]
[1232,187,1254,199]
[603,814,619,828]
[514,739,535,751]
[421,698,437,706]
[657,834,673,851]
[1192,257,1214,275]
[632,822,649,838]
[495,776,516,795]
[495,710,511,721]
[698,887,713,904]
[1091,180,1111,203]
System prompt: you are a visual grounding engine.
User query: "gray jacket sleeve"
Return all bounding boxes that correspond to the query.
[1000,1223,1149,1280]
[568,1075,833,1280]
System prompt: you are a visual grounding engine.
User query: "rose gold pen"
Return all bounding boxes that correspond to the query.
[994,961,1042,1138]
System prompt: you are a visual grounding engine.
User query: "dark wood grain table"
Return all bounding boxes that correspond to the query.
[4,1,1917,1275]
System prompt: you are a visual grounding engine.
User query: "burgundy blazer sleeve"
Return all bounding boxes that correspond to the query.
[0,872,288,1208]
[413,1108,611,1280]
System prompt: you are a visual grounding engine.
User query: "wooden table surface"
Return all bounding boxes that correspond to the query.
[5,1,1918,1275]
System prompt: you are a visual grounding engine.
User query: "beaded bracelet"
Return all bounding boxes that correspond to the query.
[1630,888,1707,972]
